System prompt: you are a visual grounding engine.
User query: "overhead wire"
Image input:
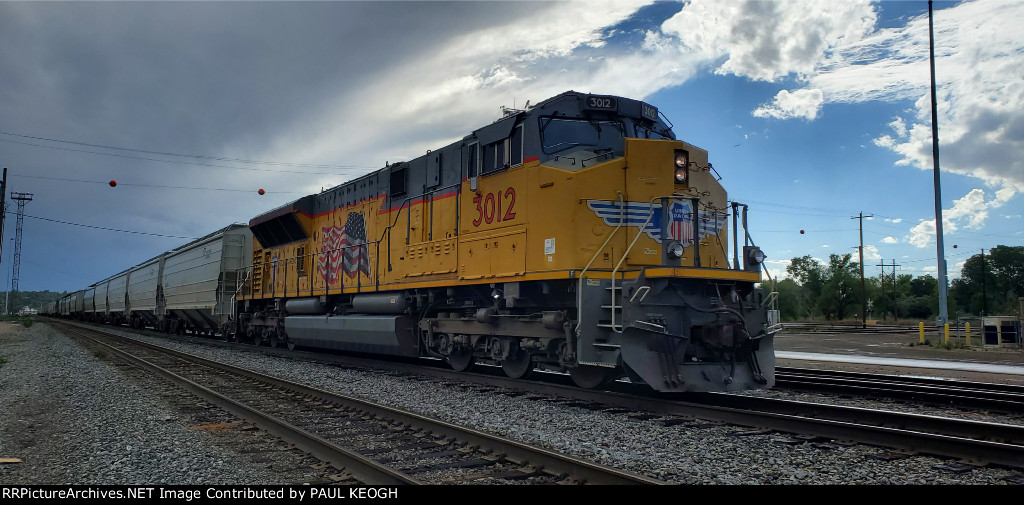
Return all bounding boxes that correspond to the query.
[12,174,303,194]
[0,130,372,169]
[0,137,372,176]
[22,214,199,240]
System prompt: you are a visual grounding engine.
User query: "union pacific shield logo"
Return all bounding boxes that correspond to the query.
[586,200,725,244]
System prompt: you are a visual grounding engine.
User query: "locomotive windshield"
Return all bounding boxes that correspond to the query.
[635,123,673,140]
[539,117,625,154]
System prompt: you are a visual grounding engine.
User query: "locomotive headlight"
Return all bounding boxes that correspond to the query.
[674,151,688,184]
[747,247,766,265]
[668,241,685,258]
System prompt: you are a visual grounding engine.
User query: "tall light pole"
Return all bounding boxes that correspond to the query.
[928,0,949,325]
[10,192,33,313]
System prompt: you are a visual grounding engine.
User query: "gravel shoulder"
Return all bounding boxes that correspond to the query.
[0,321,319,485]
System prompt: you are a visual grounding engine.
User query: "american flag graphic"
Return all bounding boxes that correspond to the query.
[317,212,371,285]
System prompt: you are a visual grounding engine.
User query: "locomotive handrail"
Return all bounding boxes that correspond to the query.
[263,182,463,300]
[230,267,253,323]
[580,149,615,167]
[376,181,461,267]
[608,194,675,332]
[575,192,625,339]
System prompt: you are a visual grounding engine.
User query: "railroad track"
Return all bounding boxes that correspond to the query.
[776,366,1024,413]
[50,319,1024,471]
[50,321,661,485]
[779,322,919,334]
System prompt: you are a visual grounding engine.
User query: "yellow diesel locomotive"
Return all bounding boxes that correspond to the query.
[237,91,780,392]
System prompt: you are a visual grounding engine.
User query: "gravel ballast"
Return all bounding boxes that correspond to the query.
[0,322,322,485]
[4,320,1022,485]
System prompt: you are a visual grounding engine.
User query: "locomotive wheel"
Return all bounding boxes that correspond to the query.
[501,349,534,379]
[446,348,475,372]
[286,339,296,351]
[569,365,615,389]
[269,333,280,348]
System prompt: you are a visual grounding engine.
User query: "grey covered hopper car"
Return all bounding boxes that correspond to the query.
[126,255,164,329]
[49,224,252,337]
[159,224,251,334]
[106,270,130,326]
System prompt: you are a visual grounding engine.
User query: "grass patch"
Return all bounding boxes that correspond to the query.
[0,355,7,368]
[930,339,967,350]
[21,317,33,328]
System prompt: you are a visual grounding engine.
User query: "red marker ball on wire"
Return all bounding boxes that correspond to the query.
[109,180,117,187]
[799,229,804,234]
[258,188,265,195]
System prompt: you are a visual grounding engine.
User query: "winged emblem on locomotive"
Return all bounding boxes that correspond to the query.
[586,199,727,245]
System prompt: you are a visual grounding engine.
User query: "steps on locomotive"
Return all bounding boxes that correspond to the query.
[576,278,625,366]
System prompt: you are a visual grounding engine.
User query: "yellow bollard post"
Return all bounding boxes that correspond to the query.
[944,323,949,344]
[919,322,925,344]
[965,322,971,347]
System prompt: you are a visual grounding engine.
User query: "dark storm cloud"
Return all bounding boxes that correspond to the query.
[0,1,531,291]
[1,2,523,152]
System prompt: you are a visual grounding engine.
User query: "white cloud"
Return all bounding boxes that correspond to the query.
[863,244,881,262]
[888,116,908,138]
[753,88,824,120]
[865,0,1024,196]
[660,0,876,82]
[905,187,1013,247]
[822,244,830,248]
[881,236,898,244]
[653,0,1024,197]
[907,219,937,248]
[884,217,903,224]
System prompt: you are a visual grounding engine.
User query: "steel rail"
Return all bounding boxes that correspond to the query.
[776,367,1024,413]
[53,321,662,485]
[778,366,1024,393]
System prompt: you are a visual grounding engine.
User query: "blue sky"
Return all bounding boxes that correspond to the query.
[1,0,1021,295]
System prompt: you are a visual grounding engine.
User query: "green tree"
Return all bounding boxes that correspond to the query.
[953,245,1024,315]
[816,253,860,320]
[774,278,804,321]
[786,255,825,318]
[910,275,938,297]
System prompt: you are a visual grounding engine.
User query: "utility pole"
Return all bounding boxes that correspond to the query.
[0,168,6,269]
[877,262,887,321]
[928,0,949,325]
[0,168,6,314]
[877,259,901,320]
[852,212,873,328]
